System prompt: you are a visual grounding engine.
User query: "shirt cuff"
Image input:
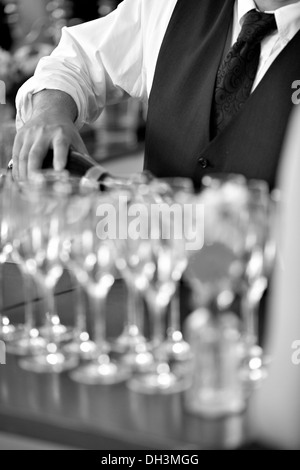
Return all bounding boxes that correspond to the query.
[15,77,89,130]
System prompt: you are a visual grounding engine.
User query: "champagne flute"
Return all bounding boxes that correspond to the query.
[149,177,195,362]
[194,175,272,385]
[128,199,192,394]
[68,193,131,385]
[60,177,99,359]
[0,177,45,354]
[6,263,46,356]
[8,175,96,357]
[113,191,155,370]
[0,175,37,343]
[186,174,249,348]
[188,173,249,306]
[0,175,18,340]
[239,180,273,385]
[15,173,79,372]
[107,178,154,369]
[21,171,75,342]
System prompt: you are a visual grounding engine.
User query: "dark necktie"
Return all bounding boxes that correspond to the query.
[211,9,277,137]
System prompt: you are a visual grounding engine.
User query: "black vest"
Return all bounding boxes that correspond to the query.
[144,0,300,189]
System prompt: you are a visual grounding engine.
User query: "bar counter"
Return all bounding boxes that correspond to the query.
[0,263,250,450]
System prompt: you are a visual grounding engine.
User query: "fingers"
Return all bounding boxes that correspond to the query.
[52,130,70,171]
[13,132,35,181]
[52,130,88,171]
[12,121,85,179]
[18,139,32,180]
[27,141,50,175]
[13,128,49,180]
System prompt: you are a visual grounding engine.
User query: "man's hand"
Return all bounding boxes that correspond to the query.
[13,90,88,180]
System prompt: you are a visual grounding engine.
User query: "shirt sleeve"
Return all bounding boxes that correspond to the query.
[16,0,145,130]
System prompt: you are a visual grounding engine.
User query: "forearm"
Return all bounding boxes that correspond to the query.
[13,87,111,181]
[31,90,78,123]
[17,0,146,130]
[13,88,89,179]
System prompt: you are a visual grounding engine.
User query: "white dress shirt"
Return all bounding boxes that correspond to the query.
[16,0,300,130]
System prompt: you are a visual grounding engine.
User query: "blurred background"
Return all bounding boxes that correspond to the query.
[0,0,144,174]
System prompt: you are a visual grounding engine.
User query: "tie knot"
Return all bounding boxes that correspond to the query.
[238,9,277,46]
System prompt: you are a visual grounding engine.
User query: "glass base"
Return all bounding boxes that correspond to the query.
[39,324,75,343]
[120,344,154,372]
[0,323,25,343]
[185,390,247,418]
[128,369,192,395]
[19,352,79,374]
[239,344,270,391]
[240,366,268,387]
[70,359,131,385]
[6,335,46,356]
[160,336,193,362]
[110,325,147,354]
[63,340,97,361]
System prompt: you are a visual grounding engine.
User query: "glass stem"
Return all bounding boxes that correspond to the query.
[69,271,86,335]
[126,282,143,334]
[87,291,107,355]
[74,283,86,333]
[168,286,181,335]
[242,294,259,347]
[151,304,166,348]
[42,283,58,341]
[22,272,35,331]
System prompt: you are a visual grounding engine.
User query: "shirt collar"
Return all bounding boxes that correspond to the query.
[237,0,300,44]
[274,3,300,43]
[237,0,258,25]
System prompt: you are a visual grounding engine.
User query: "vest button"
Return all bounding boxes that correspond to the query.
[198,157,208,169]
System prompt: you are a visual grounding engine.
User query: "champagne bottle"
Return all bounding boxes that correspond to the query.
[41,148,99,177]
[8,148,101,178]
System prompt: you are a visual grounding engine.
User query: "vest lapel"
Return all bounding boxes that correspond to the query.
[145,0,235,177]
[199,29,300,188]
